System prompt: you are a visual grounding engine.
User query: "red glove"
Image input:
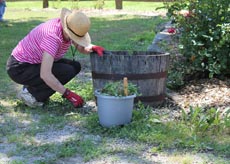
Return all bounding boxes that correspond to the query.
[62,89,84,108]
[92,45,104,57]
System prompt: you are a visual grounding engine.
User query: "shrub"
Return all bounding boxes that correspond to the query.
[165,0,230,87]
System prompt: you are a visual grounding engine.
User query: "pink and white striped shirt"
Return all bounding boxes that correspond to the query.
[11,18,71,64]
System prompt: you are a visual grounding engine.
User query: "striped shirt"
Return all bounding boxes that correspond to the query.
[11,18,71,64]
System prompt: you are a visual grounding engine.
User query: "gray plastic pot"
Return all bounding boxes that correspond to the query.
[95,90,136,128]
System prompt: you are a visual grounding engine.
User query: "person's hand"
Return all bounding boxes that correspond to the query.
[92,45,105,57]
[62,89,84,108]
[72,41,91,54]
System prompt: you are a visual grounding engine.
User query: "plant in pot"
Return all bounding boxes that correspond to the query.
[94,77,138,128]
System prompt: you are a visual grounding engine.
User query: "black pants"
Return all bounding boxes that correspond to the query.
[6,55,81,102]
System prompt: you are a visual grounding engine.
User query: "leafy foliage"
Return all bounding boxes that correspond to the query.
[100,81,139,97]
[181,107,230,135]
[164,0,230,88]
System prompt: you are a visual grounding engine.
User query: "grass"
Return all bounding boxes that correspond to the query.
[0,1,229,164]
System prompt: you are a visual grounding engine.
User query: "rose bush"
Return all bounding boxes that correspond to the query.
[164,0,230,89]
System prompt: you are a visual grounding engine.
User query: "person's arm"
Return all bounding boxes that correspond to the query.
[40,51,84,107]
[72,41,105,56]
[40,52,66,95]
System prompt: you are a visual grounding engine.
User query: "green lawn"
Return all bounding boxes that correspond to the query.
[0,1,229,164]
[6,1,165,11]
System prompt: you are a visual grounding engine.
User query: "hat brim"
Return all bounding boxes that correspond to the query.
[60,8,91,47]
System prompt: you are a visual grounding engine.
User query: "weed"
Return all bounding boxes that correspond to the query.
[100,81,139,97]
[181,107,230,135]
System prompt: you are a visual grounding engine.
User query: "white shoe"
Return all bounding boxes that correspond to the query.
[17,87,44,108]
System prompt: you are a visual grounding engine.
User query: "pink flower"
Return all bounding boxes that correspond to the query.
[167,28,176,34]
[179,10,192,17]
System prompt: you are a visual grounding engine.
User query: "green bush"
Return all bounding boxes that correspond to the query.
[165,0,230,86]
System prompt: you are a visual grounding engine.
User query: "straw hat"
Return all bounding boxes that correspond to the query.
[60,8,91,47]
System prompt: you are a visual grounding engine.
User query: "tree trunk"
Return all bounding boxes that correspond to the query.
[43,0,49,8]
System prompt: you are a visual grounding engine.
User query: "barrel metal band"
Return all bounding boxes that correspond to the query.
[91,71,167,80]
[135,94,165,102]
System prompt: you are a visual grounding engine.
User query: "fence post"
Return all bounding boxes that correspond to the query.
[115,0,123,9]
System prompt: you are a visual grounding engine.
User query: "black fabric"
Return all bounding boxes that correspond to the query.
[6,56,81,102]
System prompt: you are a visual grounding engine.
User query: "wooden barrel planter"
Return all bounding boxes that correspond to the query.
[90,51,170,106]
